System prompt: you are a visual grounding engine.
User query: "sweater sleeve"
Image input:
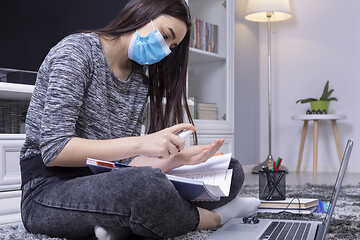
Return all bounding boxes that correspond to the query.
[39,38,92,166]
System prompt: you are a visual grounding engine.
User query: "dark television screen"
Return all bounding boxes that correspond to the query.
[0,0,128,72]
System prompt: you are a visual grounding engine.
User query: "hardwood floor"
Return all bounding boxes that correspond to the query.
[244,171,360,186]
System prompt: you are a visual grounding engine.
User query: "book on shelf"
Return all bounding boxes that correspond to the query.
[197,110,218,120]
[257,206,317,215]
[190,17,218,54]
[259,198,319,209]
[197,102,218,109]
[196,102,218,120]
[86,153,233,201]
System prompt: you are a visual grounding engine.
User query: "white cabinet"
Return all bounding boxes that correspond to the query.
[0,134,24,191]
[0,135,22,224]
[0,82,33,224]
[0,134,23,224]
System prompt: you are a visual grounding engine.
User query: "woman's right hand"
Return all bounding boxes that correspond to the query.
[137,123,196,159]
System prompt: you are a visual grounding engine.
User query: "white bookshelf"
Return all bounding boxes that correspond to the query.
[187,0,234,144]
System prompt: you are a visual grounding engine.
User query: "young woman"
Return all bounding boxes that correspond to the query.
[20,0,259,239]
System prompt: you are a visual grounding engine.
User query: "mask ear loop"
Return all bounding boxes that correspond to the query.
[150,20,155,30]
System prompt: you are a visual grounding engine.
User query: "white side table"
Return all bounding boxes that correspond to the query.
[291,114,346,176]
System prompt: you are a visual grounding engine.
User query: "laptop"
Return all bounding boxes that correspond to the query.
[208,139,353,240]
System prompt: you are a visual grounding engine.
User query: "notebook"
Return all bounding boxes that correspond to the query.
[208,139,353,240]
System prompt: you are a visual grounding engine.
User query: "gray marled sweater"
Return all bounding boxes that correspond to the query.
[20,33,149,166]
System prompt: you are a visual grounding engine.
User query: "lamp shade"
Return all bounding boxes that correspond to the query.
[245,0,292,22]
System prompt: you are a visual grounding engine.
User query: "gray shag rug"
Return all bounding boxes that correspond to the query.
[1,183,359,240]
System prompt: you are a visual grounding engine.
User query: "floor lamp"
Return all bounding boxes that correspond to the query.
[245,0,292,173]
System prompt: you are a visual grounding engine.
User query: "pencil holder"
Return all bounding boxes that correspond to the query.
[259,170,286,201]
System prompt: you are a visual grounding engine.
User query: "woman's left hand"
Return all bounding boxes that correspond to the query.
[165,138,225,170]
[130,138,224,172]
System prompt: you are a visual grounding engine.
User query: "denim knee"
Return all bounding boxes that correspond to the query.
[194,158,245,210]
[229,158,245,197]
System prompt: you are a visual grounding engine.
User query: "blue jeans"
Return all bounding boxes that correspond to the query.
[20,155,244,239]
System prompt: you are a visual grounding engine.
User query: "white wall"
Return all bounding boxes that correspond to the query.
[234,0,260,166]
[258,0,360,172]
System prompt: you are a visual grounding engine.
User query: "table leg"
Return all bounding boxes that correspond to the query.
[331,120,342,164]
[313,120,319,176]
[297,120,308,173]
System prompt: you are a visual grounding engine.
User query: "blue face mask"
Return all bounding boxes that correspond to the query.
[128,21,171,65]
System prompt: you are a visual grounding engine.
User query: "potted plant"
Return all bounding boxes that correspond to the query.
[296,81,338,114]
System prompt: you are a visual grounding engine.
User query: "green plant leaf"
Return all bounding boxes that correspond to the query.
[296,98,318,104]
[324,89,333,100]
[320,81,330,100]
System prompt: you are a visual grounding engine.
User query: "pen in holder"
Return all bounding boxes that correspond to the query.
[259,167,286,200]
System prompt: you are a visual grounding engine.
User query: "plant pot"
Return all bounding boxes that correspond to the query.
[310,101,329,113]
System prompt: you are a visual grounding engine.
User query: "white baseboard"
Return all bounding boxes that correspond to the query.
[0,213,21,225]
[243,164,360,173]
[0,190,21,225]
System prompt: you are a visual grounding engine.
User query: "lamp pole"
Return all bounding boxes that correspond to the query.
[266,13,274,169]
[251,12,288,173]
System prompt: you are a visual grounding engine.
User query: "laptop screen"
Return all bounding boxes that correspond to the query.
[320,140,353,239]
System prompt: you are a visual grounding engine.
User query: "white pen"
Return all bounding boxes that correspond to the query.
[177,130,193,138]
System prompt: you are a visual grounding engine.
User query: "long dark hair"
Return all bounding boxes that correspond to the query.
[95,0,195,137]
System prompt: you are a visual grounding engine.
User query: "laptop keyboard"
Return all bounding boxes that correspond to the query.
[259,221,311,240]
